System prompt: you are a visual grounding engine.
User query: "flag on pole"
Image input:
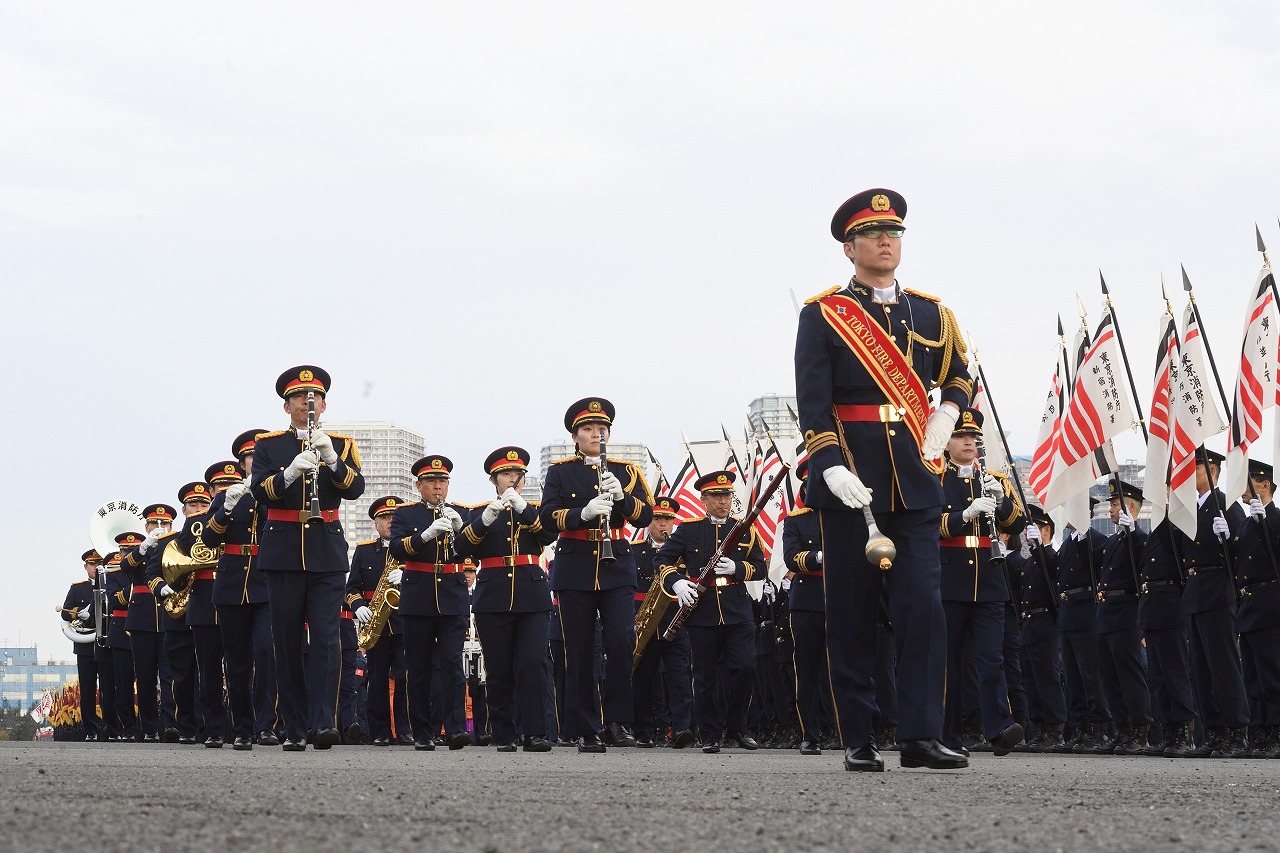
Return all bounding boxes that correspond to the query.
[1221,268,1280,502]
[1143,306,1178,528]
[786,404,807,511]
[648,449,670,496]
[668,451,705,522]
[722,425,748,518]
[970,359,1013,475]
[1180,302,1230,440]
[1029,330,1069,506]
[752,438,786,560]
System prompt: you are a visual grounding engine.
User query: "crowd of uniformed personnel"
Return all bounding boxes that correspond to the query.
[56,188,1280,766]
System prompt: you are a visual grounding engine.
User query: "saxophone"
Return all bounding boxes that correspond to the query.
[356,550,403,649]
[632,573,672,671]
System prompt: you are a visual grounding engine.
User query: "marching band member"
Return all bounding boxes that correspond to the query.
[121,509,174,743]
[105,543,141,742]
[60,550,104,741]
[782,461,829,755]
[347,495,406,747]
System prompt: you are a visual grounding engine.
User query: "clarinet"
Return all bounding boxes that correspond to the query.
[973,437,1006,566]
[596,439,616,566]
[301,390,321,523]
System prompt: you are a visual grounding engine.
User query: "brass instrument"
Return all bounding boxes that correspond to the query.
[595,439,616,566]
[633,574,672,669]
[301,391,321,523]
[463,613,485,684]
[62,610,97,644]
[356,551,403,649]
[160,521,219,618]
[80,500,145,645]
[831,407,896,570]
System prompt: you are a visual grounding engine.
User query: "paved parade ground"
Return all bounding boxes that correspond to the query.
[4,742,1279,853]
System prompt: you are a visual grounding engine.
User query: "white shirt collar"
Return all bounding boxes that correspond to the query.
[872,284,897,304]
[708,515,728,524]
[956,464,974,478]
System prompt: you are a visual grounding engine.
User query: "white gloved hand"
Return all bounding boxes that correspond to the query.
[442,506,464,532]
[502,487,528,513]
[1025,523,1042,544]
[77,608,91,620]
[222,483,248,512]
[713,556,735,576]
[580,494,614,521]
[139,528,162,555]
[599,470,625,501]
[815,551,823,565]
[158,584,175,599]
[355,606,373,625]
[996,541,1009,556]
[387,569,403,585]
[822,467,872,510]
[309,430,338,465]
[1117,509,1135,532]
[982,473,1003,497]
[961,496,998,522]
[482,498,505,526]
[1250,497,1266,519]
[922,406,961,459]
[420,517,453,542]
[285,450,321,481]
[673,579,699,608]
[780,577,792,591]
[1211,513,1230,540]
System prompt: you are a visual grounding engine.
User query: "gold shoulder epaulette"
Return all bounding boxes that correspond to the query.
[551,456,578,465]
[681,515,707,523]
[803,285,842,305]
[991,470,1009,480]
[456,501,488,510]
[158,530,179,541]
[526,500,541,508]
[788,507,813,517]
[357,538,379,547]
[328,432,352,441]
[902,287,940,303]
[256,429,286,439]
[73,578,90,584]
[395,501,420,509]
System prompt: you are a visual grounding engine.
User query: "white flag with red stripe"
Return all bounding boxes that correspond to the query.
[970,364,1013,475]
[667,452,705,522]
[1143,307,1178,528]
[1219,269,1279,502]
[1028,333,1069,507]
[751,438,786,560]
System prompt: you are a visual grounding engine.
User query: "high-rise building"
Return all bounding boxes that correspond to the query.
[0,647,77,713]
[747,393,800,446]
[322,421,425,550]
[539,440,652,486]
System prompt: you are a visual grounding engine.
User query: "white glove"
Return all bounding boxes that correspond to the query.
[139,528,162,555]
[1025,524,1042,544]
[482,498,505,525]
[780,577,792,591]
[355,606,373,625]
[599,470,625,501]
[1211,513,1230,540]
[387,569,403,585]
[1117,509,1135,532]
[815,551,823,565]
[309,430,338,465]
[982,473,1002,497]
[158,584,176,599]
[1250,497,1266,520]
[580,494,614,521]
[442,506,464,532]
[502,487,528,513]
[222,483,248,512]
[285,450,321,481]
[822,467,872,510]
[922,406,961,459]
[673,579,699,608]
[713,556,735,576]
[77,608,91,620]
[420,517,453,542]
[961,496,997,522]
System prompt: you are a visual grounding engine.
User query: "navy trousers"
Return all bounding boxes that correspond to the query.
[401,613,466,740]
[634,630,693,737]
[476,610,550,743]
[943,600,1014,745]
[266,571,342,742]
[1187,606,1249,729]
[217,601,277,739]
[1096,625,1152,728]
[129,630,162,738]
[688,621,755,739]
[556,587,635,737]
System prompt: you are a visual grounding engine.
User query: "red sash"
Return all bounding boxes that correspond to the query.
[818,292,940,474]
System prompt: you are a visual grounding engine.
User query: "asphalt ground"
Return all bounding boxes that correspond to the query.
[4,742,1279,853]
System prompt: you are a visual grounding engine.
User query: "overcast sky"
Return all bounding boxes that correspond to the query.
[4,1,1279,660]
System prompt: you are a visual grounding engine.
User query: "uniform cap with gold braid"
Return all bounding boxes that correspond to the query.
[1107,479,1145,504]
[484,446,530,475]
[830,188,907,241]
[695,470,737,494]
[796,459,810,481]
[179,482,212,504]
[368,495,404,520]
[652,495,681,518]
[232,428,268,460]
[81,549,103,564]
[205,460,244,486]
[951,407,983,436]
[142,503,177,523]
[275,365,331,399]
[114,531,145,549]
[412,455,453,479]
[564,396,615,432]
[104,551,121,567]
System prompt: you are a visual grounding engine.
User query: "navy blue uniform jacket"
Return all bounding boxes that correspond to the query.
[781,508,825,613]
[455,501,555,614]
[653,517,766,627]
[204,491,269,606]
[388,501,471,618]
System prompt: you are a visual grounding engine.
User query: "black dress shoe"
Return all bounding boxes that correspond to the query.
[602,722,637,747]
[800,740,822,756]
[314,728,342,750]
[495,743,517,752]
[701,741,721,754]
[900,738,969,769]
[992,722,1025,757]
[433,735,447,747]
[727,731,759,750]
[578,733,606,753]
[635,735,655,748]
[256,731,280,747]
[232,737,253,751]
[671,729,696,750]
[554,738,575,747]
[177,736,198,746]
[476,734,493,747]
[414,739,435,751]
[344,724,363,745]
[143,734,160,744]
[523,736,553,752]
[844,743,885,772]
[163,728,180,743]
[281,739,306,752]
[448,732,470,750]
[204,736,224,749]
[396,734,415,746]
[372,737,391,747]
[84,733,98,743]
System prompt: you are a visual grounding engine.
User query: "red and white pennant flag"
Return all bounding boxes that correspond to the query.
[1220,269,1279,503]
[1142,306,1178,528]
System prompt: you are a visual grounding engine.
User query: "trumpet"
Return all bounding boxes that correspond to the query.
[595,438,616,566]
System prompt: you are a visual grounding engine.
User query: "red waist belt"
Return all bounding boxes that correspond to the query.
[634,591,648,601]
[112,609,129,618]
[340,610,354,620]
[363,590,376,599]
[266,508,339,523]
[405,561,466,574]
[222,544,258,556]
[835,403,907,423]
[478,555,541,570]
[795,570,824,576]
[132,585,151,594]
[559,528,627,541]
[194,570,216,580]
[701,577,740,588]
[940,536,992,548]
